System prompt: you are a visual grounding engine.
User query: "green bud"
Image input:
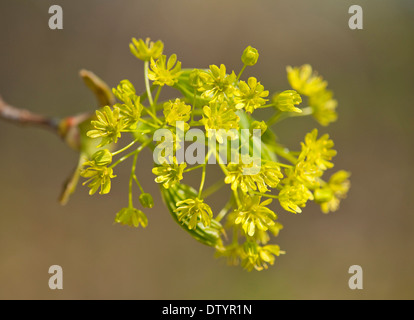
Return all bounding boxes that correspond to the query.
[91,149,112,166]
[314,187,334,203]
[241,46,259,66]
[139,193,154,208]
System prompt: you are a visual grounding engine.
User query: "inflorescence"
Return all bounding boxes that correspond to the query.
[79,37,350,271]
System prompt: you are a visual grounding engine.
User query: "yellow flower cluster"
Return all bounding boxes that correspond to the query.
[77,37,350,272]
[287,64,338,126]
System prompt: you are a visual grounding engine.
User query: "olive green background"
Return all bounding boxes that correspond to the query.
[0,0,413,299]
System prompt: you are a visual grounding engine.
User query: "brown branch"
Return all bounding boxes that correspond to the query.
[0,95,59,133]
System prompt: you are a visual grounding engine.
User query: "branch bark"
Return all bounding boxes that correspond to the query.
[0,95,59,133]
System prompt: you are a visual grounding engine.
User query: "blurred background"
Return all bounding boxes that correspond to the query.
[0,0,413,299]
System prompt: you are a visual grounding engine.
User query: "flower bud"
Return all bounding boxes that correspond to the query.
[241,46,259,66]
[139,193,154,208]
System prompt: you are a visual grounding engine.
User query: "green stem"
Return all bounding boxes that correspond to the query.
[175,83,192,98]
[268,107,314,125]
[183,164,204,173]
[133,174,144,193]
[272,145,298,164]
[201,179,225,199]
[233,189,241,207]
[259,103,276,109]
[198,149,215,198]
[139,118,160,129]
[215,199,233,222]
[198,164,207,198]
[128,151,139,208]
[214,149,229,175]
[111,137,140,156]
[237,64,247,81]
[267,110,282,127]
[142,108,163,125]
[153,86,162,106]
[120,129,151,133]
[275,162,293,168]
[110,139,151,168]
[140,84,156,104]
[252,191,279,199]
[144,60,154,110]
[191,88,197,123]
[111,149,137,169]
[189,121,204,127]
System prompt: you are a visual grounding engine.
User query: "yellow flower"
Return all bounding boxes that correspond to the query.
[233,195,277,237]
[129,37,164,61]
[299,129,337,171]
[148,54,182,86]
[225,159,283,193]
[234,77,269,113]
[315,170,351,213]
[215,244,244,266]
[241,242,284,271]
[87,106,124,147]
[250,121,267,136]
[287,64,327,96]
[84,149,112,167]
[117,96,143,130]
[201,99,240,143]
[279,183,313,214]
[199,64,237,100]
[81,165,116,195]
[252,222,284,245]
[273,90,302,113]
[152,157,186,188]
[175,198,213,230]
[112,79,136,103]
[292,129,337,186]
[115,207,148,228]
[163,98,191,127]
[309,89,338,126]
[294,159,322,187]
[189,69,210,89]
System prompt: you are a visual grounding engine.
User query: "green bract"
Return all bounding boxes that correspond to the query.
[77,37,350,271]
